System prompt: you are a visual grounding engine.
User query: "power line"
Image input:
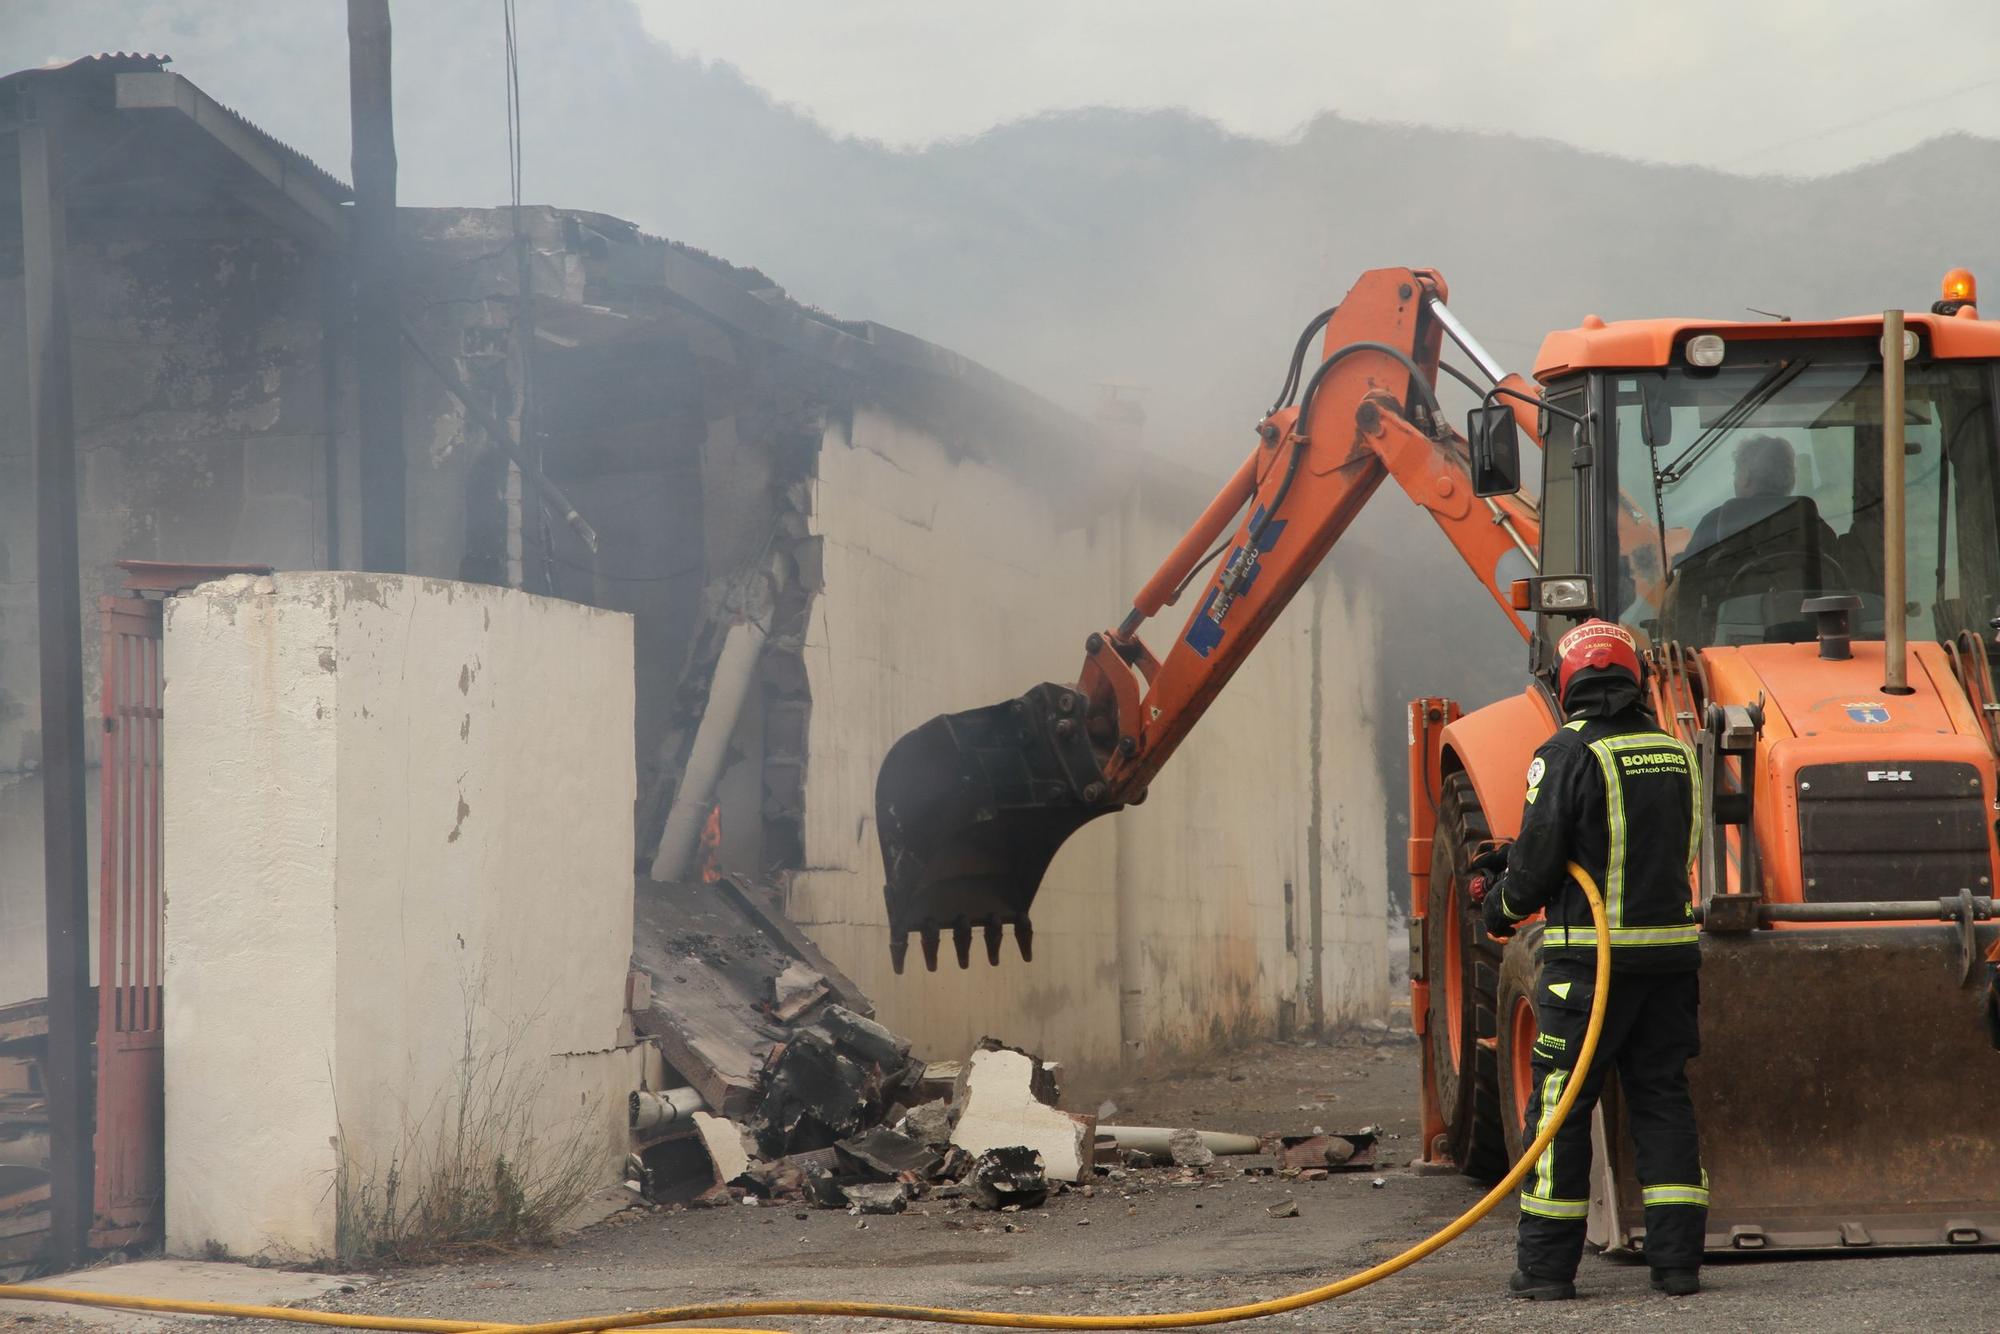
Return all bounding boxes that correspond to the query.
[1719,74,2000,169]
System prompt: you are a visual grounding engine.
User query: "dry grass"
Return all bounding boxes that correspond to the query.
[332,986,606,1266]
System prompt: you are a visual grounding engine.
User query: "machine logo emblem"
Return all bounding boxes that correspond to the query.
[1844,702,1891,724]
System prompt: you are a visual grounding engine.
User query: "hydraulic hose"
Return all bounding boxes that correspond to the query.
[1,866,1611,1334]
[1269,305,1339,413]
[1237,340,1448,569]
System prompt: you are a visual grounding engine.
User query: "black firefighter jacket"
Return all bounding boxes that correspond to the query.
[1491,706,1702,974]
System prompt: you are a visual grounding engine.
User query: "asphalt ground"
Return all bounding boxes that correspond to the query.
[15,1033,1995,1332]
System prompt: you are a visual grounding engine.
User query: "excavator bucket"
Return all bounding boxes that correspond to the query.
[1593,923,2000,1253]
[876,682,1119,972]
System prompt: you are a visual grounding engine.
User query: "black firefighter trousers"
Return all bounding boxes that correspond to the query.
[1516,960,1705,1280]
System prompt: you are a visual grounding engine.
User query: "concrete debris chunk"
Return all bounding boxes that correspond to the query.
[950,1046,1094,1182]
[896,1100,953,1148]
[754,1029,870,1157]
[1266,1199,1300,1219]
[843,1181,910,1215]
[770,961,830,1022]
[1166,1128,1216,1171]
[838,1125,943,1180]
[966,1147,1049,1211]
[934,1146,973,1182]
[1275,1130,1377,1173]
[746,1157,806,1201]
[796,1158,847,1209]
[691,1112,755,1186]
[915,1061,960,1103]
[821,1005,911,1070]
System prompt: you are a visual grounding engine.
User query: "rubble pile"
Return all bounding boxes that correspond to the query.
[627,1018,1381,1216]
[621,875,1384,1219]
[629,1025,1085,1212]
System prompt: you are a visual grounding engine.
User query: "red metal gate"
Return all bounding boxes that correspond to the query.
[89,561,269,1249]
[91,587,163,1247]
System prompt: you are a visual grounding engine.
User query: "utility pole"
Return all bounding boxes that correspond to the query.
[19,78,95,1271]
[348,0,406,572]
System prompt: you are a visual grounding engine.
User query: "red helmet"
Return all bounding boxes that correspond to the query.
[1556,619,1642,702]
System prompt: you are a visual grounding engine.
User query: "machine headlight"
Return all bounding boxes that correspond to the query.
[1684,334,1727,368]
[1538,578,1593,612]
[1880,328,1920,361]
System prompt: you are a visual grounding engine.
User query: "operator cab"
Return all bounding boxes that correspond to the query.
[1509,273,2000,675]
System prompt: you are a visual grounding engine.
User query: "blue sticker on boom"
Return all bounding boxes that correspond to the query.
[1183,511,1288,659]
[1844,702,1891,724]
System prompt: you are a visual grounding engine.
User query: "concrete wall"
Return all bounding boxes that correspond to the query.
[161,572,636,1259]
[790,408,1390,1066]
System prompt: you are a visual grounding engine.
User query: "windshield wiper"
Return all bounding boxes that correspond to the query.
[1657,356,1815,486]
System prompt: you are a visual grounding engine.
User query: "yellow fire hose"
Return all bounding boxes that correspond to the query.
[0,866,1611,1334]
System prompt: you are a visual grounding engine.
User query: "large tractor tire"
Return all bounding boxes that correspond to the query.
[1424,771,1508,1182]
[1494,921,1546,1165]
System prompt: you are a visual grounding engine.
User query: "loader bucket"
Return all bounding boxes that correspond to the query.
[876,682,1120,972]
[1593,923,2000,1253]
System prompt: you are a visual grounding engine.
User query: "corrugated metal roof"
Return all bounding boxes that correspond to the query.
[1,53,352,203]
[15,51,172,77]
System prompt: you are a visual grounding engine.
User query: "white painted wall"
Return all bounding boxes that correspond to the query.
[791,409,1389,1067]
[162,573,637,1259]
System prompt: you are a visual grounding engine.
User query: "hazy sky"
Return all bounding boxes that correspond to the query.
[637,0,2000,174]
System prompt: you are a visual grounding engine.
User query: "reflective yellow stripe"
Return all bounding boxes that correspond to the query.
[1543,923,1700,948]
[1520,1192,1590,1219]
[1586,740,1628,927]
[1684,738,1702,876]
[1533,1069,1567,1200]
[1642,1183,1711,1208]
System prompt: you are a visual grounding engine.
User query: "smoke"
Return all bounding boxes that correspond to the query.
[14,0,2000,907]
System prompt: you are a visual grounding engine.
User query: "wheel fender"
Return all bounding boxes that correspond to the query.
[1440,687,1558,841]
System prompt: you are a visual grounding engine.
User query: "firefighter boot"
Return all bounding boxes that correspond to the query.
[1507,1270,1576,1301]
[1651,1267,1700,1296]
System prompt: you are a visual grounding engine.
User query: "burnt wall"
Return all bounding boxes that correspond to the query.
[0,223,342,1003]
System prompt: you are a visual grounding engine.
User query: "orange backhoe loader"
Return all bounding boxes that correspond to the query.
[874,266,2000,1254]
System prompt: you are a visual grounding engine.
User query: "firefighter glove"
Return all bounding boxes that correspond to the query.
[1481,877,1517,940]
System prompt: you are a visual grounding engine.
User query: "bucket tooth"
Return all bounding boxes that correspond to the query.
[1015,917,1034,963]
[920,927,941,972]
[984,920,1005,966]
[952,919,973,970]
[890,929,908,976]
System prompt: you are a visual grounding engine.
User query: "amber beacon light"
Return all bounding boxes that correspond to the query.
[1936,267,1978,315]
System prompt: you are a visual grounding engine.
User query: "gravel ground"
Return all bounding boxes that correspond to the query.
[13,1031,1996,1332]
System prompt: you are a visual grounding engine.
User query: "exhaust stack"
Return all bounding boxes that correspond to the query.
[1883,309,1911,695]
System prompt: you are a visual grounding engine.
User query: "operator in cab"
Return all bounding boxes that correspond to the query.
[1473,619,1705,1301]
[1677,433,1838,565]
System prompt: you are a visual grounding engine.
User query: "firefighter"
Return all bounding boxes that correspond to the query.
[1472,618,1706,1301]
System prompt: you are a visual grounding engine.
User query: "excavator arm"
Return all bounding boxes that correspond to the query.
[876,267,1541,971]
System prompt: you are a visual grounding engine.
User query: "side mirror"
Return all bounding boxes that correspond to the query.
[1467,403,1522,497]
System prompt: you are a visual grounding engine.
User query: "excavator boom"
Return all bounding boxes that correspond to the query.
[876,268,1538,970]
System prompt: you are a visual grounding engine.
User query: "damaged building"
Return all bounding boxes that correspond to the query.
[0,50,1390,1115]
